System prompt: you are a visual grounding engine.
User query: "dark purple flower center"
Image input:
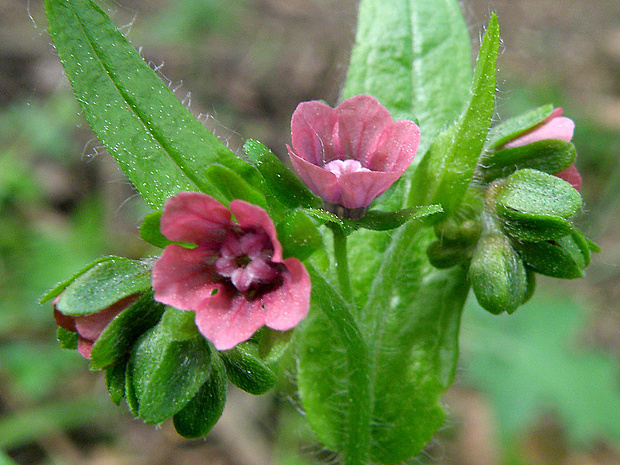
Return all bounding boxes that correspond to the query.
[214,229,280,294]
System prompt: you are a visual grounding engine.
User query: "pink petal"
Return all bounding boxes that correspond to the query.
[77,338,94,359]
[261,257,311,331]
[288,147,342,205]
[54,308,76,332]
[335,95,393,164]
[160,192,231,245]
[193,288,267,351]
[338,170,401,209]
[152,244,222,311]
[229,200,284,262]
[74,294,137,341]
[366,120,420,172]
[555,163,582,191]
[291,100,339,166]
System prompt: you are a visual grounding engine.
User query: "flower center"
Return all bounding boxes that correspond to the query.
[214,229,280,294]
[323,159,371,177]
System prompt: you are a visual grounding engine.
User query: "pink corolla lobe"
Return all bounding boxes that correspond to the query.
[151,192,311,351]
[287,94,420,218]
[503,108,582,191]
[54,294,139,359]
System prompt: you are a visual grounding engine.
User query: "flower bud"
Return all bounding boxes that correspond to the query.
[54,293,139,360]
[470,234,529,315]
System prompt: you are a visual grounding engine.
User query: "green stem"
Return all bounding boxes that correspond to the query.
[329,223,353,302]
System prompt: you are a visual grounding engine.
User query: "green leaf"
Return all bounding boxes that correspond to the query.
[480,139,576,183]
[408,14,500,214]
[45,0,258,208]
[53,257,152,317]
[89,291,165,370]
[173,350,227,438]
[361,226,470,463]
[298,227,471,464]
[486,104,554,150]
[244,139,321,210]
[463,295,620,447]
[296,267,371,463]
[343,0,473,156]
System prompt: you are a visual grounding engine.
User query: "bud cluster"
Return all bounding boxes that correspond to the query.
[428,106,598,315]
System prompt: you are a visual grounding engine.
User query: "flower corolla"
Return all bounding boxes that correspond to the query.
[152,192,311,350]
[287,94,420,218]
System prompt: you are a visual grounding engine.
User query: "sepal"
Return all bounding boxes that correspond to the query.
[493,169,582,241]
[480,139,576,183]
[57,326,78,350]
[140,211,171,249]
[244,139,321,209]
[515,230,592,279]
[172,353,227,438]
[486,105,554,150]
[276,210,323,260]
[220,338,278,395]
[126,308,214,424]
[89,290,165,370]
[50,257,152,317]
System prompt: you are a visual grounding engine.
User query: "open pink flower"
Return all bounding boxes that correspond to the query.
[503,108,582,190]
[152,192,311,350]
[287,94,420,217]
[54,294,139,359]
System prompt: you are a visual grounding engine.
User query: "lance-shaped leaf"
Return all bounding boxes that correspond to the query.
[45,0,259,208]
[408,14,500,214]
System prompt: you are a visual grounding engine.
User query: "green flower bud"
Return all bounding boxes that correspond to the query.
[470,234,529,315]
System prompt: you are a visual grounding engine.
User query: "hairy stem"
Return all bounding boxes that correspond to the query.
[329,223,353,303]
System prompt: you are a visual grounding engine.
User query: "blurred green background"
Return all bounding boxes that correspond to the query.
[1,0,619,464]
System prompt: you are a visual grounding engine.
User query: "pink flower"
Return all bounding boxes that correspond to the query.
[54,294,139,359]
[287,94,420,218]
[503,108,582,191]
[151,192,311,351]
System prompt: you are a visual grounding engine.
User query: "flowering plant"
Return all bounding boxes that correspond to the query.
[40,0,597,464]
